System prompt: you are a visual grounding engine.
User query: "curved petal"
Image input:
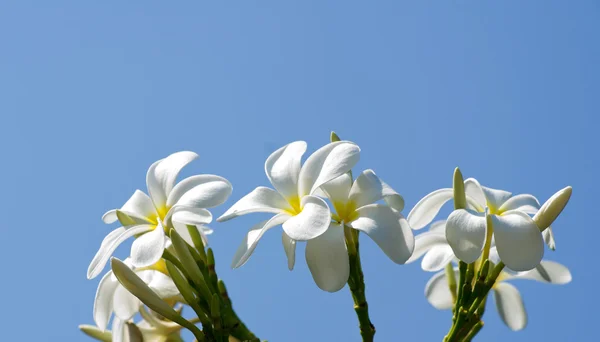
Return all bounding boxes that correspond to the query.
[321,173,352,206]
[499,194,540,215]
[350,204,414,264]
[93,271,119,330]
[349,170,404,211]
[511,260,572,284]
[305,223,349,292]
[445,209,486,264]
[282,195,330,241]
[493,282,527,331]
[406,231,448,264]
[264,141,307,200]
[102,210,118,224]
[282,232,296,270]
[429,220,447,234]
[170,207,213,226]
[464,178,486,210]
[231,214,290,268]
[543,226,556,250]
[422,245,455,272]
[425,269,456,310]
[87,225,153,279]
[112,318,125,342]
[482,186,512,212]
[147,271,180,299]
[122,190,157,221]
[493,212,544,272]
[298,141,360,197]
[217,187,290,222]
[131,226,166,268]
[147,151,198,208]
[167,175,232,209]
[113,285,141,320]
[407,189,453,230]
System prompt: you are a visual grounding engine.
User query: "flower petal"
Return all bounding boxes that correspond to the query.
[231,214,290,268]
[512,260,572,284]
[349,170,404,211]
[321,173,353,206]
[298,141,360,197]
[147,151,198,208]
[305,223,349,292]
[350,204,414,264]
[445,209,486,264]
[87,225,153,279]
[282,232,296,270]
[422,245,455,272]
[498,194,541,215]
[264,141,307,200]
[147,271,181,299]
[482,186,513,212]
[167,175,232,209]
[113,285,141,320]
[111,318,125,342]
[425,269,456,310]
[102,210,118,224]
[93,271,119,330]
[407,189,453,230]
[217,186,290,222]
[543,226,556,250]
[406,231,448,264]
[171,207,213,226]
[493,212,544,272]
[493,282,527,331]
[131,226,166,268]
[429,220,447,234]
[464,178,486,210]
[282,195,330,241]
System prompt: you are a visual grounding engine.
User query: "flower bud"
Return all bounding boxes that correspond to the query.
[78,325,112,342]
[453,168,467,210]
[330,131,341,142]
[533,186,572,231]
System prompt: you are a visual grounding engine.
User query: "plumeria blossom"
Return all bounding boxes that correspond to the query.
[408,178,554,272]
[309,170,414,291]
[88,151,232,279]
[425,260,572,331]
[93,259,181,341]
[217,141,360,271]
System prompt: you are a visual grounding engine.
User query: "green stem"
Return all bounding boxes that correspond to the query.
[218,280,259,342]
[345,225,375,342]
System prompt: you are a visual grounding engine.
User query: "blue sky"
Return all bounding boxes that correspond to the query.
[0,1,598,341]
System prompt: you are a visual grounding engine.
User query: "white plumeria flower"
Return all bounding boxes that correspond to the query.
[88,151,232,279]
[425,260,572,331]
[408,178,553,272]
[309,170,414,292]
[93,259,180,340]
[217,141,360,271]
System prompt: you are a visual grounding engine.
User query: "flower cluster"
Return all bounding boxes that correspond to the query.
[80,134,573,342]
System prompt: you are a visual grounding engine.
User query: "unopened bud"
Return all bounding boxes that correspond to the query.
[453,168,467,210]
[533,186,572,231]
[78,325,112,342]
[330,131,341,142]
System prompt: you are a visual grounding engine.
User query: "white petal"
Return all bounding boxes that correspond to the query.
[171,207,213,226]
[102,209,118,224]
[422,245,455,272]
[350,204,414,264]
[543,226,556,250]
[482,186,513,212]
[282,232,296,270]
[298,141,360,197]
[498,194,541,214]
[464,178,486,210]
[407,189,453,230]
[113,285,141,320]
[217,187,290,222]
[429,220,446,234]
[112,318,125,342]
[493,282,527,331]
[87,225,153,279]
[93,271,119,330]
[282,195,330,241]
[321,173,353,205]
[121,190,157,220]
[147,151,198,208]
[512,260,572,284]
[445,209,486,264]
[305,223,349,292]
[348,170,404,211]
[493,212,544,272]
[231,214,290,268]
[131,227,166,268]
[167,175,232,208]
[406,231,448,264]
[147,271,181,299]
[425,269,455,310]
[264,141,306,200]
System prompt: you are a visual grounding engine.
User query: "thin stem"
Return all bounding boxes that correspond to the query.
[445,263,457,303]
[345,225,375,342]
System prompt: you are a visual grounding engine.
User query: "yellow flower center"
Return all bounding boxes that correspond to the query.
[284,196,303,216]
[332,200,358,224]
